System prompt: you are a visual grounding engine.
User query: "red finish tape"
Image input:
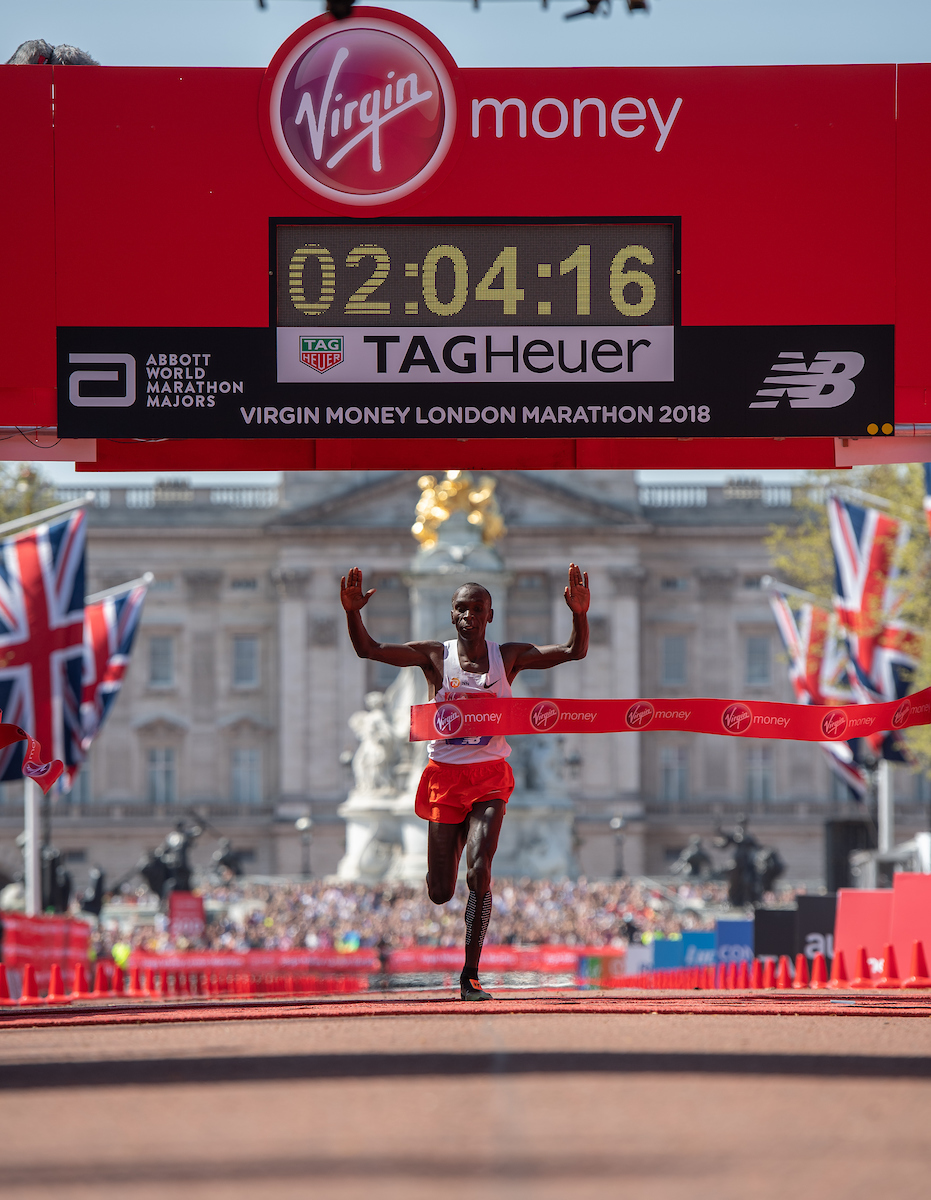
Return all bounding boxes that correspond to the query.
[410,689,931,742]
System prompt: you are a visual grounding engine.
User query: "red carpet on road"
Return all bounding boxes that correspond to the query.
[3,988,931,1030]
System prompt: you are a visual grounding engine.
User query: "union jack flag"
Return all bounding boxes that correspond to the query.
[769,592,853,706]
[0,509,86,785]
[827,495,918,704]
[924,463,931,539]
[769,589,868,799]
[73,578,149,785]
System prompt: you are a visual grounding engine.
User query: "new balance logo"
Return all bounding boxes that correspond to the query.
[750,351,865,410]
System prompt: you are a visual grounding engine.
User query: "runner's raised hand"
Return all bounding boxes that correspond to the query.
[564,562,590,613]
[340,567,376,612]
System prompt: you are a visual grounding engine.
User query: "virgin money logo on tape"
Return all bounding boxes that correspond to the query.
[625,701,655,729]
[892,699,911,729]
[530,701,560,732]
[263,13,457,207]
[434,703,463,737]
[821,709,849,739]
[721,703,753,735]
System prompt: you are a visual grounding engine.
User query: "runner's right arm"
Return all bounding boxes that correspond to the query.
[340,567,443,685]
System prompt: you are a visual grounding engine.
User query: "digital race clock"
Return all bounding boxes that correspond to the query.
[273,219,678,385]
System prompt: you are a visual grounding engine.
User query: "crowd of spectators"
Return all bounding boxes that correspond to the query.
[100,877,743,958]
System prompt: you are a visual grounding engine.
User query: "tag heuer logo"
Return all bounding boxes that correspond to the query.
[301,336,343,373]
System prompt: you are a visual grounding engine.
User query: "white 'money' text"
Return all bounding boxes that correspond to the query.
[471,96,683,152]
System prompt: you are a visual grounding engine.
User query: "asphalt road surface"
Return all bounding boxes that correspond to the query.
[1,1006,929,1199]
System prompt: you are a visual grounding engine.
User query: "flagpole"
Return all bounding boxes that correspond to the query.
[23,778,41,916]
[84,571,154,605]
[0,494,93,541]
[877,759,894,854]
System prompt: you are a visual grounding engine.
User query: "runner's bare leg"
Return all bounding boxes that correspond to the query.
[425,817,469,905]
[463,798,506,974]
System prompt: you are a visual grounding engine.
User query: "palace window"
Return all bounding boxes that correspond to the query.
[231,747,262,805]
[232,636,259,688]
[746,635,771,686]
[147,747,177,804]
[660,745,689,802]
[746,745,774,803]
[661,634,687,686]
[148,636,174,687]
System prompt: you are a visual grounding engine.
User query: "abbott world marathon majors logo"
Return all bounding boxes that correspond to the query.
[263,11,457,207]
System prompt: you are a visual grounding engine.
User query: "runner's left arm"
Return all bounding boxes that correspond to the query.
[501,563,590,682]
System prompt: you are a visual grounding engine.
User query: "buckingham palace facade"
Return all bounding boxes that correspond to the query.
[0,469,925,891]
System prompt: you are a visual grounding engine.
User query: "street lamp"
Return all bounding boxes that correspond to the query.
[609,816,625,879]
[295,816,313,878]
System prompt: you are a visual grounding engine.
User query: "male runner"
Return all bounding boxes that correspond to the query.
[340,563,590,1000]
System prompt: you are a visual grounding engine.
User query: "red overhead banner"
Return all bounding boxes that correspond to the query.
[410,689,931,743]
[2,9,931,467]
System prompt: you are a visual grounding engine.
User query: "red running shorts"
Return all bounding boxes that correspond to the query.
[414,758,515,825]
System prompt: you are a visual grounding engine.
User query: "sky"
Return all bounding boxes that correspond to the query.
[8,1,929,486]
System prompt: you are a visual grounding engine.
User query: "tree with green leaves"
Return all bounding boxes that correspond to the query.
[0,463,56,526]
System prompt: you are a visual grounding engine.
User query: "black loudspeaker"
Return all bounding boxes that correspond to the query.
[824,819,876,892]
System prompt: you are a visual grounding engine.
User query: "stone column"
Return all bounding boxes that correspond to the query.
[610,566,646,802]
[271,567,310,804]
[183,570,222,800]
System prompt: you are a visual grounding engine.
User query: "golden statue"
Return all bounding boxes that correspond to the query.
[412,470,506,549]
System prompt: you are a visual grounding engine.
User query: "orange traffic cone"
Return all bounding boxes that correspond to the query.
[810,953,829,989]
[725,962,737,989]
[90,962,110,999]
[902,941,931,988]
[19,963,40,1005]
[791,954,810,989]
[0,964,14,1006]
[736,961,750,989]
[850,947,874,988]
[111,966,124,996]
[762,958,776,988]
[70,962,90,1000]
[827,949,849,989]
[775,955,793,989]
[749,959,763,989]
[875,944,901,989]
[127,967,143,998]
[143,968,156,999]
[46,963,70,1005]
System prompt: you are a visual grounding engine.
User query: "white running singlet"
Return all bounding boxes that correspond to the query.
[428,640,512,765]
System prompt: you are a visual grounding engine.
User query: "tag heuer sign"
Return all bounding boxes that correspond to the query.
[301,336,343,373]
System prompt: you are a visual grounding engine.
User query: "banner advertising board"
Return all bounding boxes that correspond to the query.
[681,930,716,967]
[795,894,837,963]
[4,7,931,465]
[715,918,755,964]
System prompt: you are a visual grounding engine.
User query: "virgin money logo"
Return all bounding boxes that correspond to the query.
[625,701,655,730]
[264,13,457,206]
[892,699,911,729]
[530,701,560,732]
[434,703,463,737]
[821,709,849,739]
[721,703,753,735]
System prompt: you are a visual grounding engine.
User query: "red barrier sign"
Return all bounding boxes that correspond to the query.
[167,891,206,941]
[127,948,380,973]
[410,689,931,742]
[386,945,619,974]
[0,913,91,988]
